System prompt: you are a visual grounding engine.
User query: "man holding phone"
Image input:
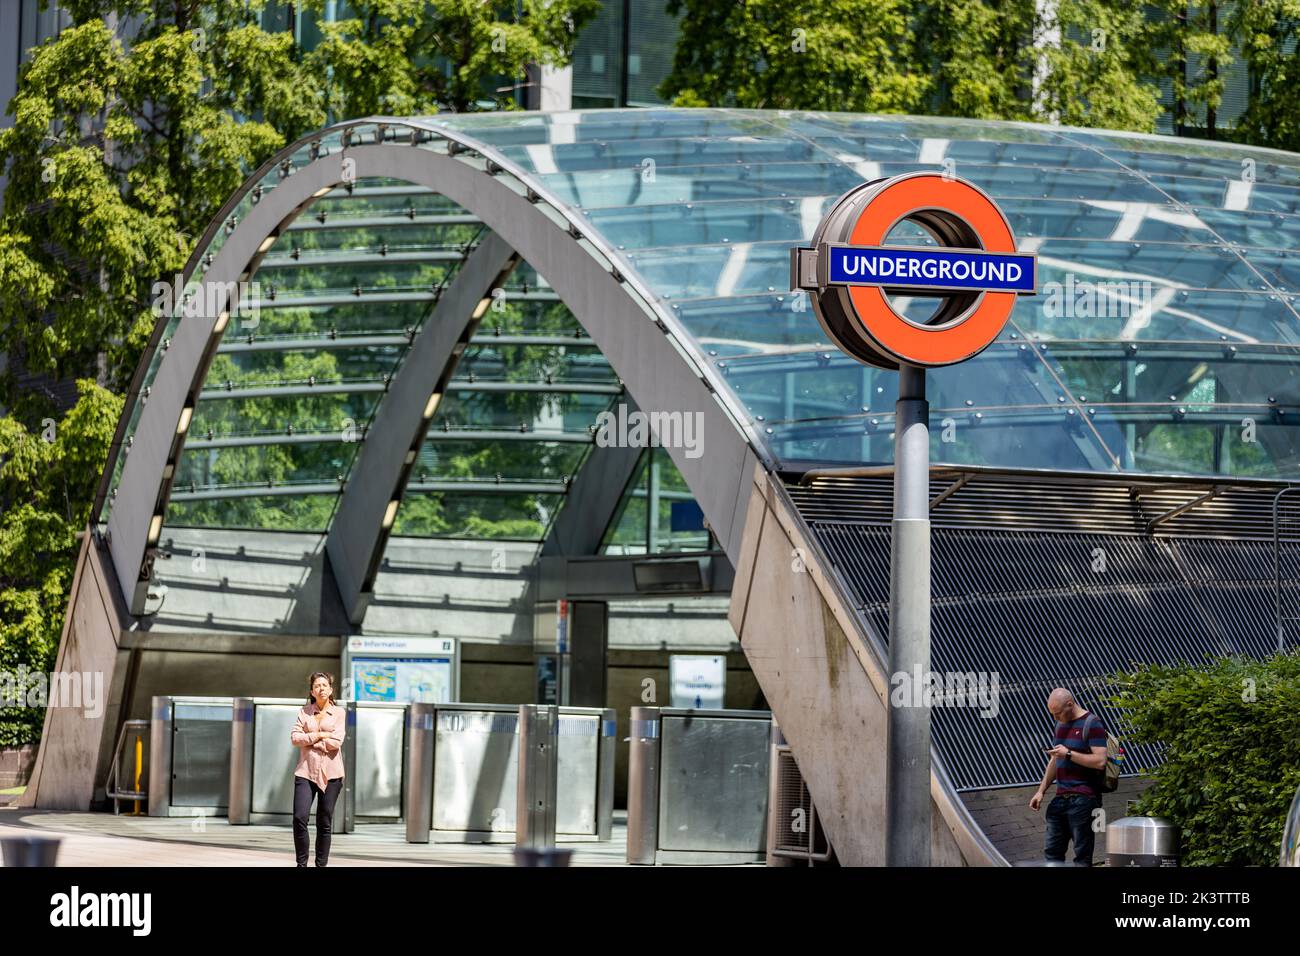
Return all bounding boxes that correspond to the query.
[1028,687,1109,866]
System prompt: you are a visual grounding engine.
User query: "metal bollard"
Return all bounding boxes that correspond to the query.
[513,846,573,867]
[148,697,172,817]
[1,836,61,866]
[227,697,254,825]
[404,703,435,844]
[625,706,660,865]
[516,704,558,849]
[341,700,357,835]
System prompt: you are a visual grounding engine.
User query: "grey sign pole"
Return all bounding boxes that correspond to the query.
[887,364,931,867]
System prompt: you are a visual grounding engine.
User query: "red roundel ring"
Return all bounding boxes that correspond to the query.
[821,172,1019,368]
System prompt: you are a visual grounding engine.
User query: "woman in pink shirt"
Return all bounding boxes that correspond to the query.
[290,671,346,867]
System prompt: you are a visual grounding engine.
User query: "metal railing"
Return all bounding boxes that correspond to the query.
[104,719,149,815]
[1273,487,1300,652]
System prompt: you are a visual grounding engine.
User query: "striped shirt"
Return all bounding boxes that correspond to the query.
[1053,712,1107,796]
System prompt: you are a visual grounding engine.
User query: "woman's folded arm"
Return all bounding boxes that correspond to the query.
[290,711,314,748]
[315,712,344,756]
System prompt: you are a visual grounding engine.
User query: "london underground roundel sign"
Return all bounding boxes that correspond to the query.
[791,172,1036,369]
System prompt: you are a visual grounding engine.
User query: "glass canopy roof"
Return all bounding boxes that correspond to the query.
[103,109,1300,548]
[416,108,1300,478]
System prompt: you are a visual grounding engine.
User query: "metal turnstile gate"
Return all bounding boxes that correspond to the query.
[627,707,771,865]
[148,696,234,818]
[229,697,406,827]
[404,703,615,843]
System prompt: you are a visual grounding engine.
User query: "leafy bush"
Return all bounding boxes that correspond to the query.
[1109,650,1300,866]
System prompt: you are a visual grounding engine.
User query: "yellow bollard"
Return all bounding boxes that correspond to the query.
[132,735,143,815]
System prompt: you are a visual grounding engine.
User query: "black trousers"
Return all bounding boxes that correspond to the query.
[1044,792,1104,865]
[293,775,343,867]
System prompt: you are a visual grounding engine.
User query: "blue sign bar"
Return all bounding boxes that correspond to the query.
[826,244,1035,294]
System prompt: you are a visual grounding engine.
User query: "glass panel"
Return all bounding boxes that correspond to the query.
[205,346,404,388]
[173,442,359,492]
[671,294,830,356]
[104,110,1300,536]
[431,389,615,431]
[188,392,380,439]
[552,163,1169,216]
[600,447,713,555]
[1152,175,1300,217]
[392,492,564,540]
[1022,289,1300,346]
[765,411,1116,473]
[456,343,614,385]
[237,299,438,337]
[1066,134,1300,186]
[1191,207,1300,252]
[166,494,338,532]
[1031,240,1268,292]
[413,439,590,483]
[255,258,462,296]
[723,341,1076,425]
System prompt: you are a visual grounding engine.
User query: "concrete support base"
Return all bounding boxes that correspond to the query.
[19,532,128,810]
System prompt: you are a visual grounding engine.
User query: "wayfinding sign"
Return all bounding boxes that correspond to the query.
[792,171,1036,369]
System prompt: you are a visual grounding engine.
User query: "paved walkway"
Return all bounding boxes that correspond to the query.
[0,807,630,867]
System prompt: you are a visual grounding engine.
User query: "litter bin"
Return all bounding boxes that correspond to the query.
[1,836,61,867]
[1107,817,1178,867]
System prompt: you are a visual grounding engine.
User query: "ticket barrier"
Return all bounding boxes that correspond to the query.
[627,707,771,865]
[403,702,616,844]
[148,696,234,820]
[228,697,406,830]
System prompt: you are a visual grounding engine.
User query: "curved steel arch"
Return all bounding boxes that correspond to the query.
[327,231,521,624]
[104,119,764,615]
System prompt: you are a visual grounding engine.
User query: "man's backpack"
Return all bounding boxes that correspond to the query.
[1081,712,1122,793]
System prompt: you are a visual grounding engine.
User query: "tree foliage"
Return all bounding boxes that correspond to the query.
[1108,651,1300,866]
[1227,0,1300,152]
[661,0,928,112]
[0,382,120,745]
[0,0,602,745]
[663,0,1300,148]
[302,0,600,116]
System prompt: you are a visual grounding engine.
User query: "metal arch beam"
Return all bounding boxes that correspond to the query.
[540,397,646,558]
[105,136,761,619]
[336,142,759,574]
[327,231,519,624]
[106,152,358,613]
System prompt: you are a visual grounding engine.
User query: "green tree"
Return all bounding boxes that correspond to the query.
[661,0,929,112]
[1109,651,1300,866]
[0,382,121,745]
[0,5,321,746]
[303,0,601,117]
[1225,0,1300,152]
[1036,0,1161,131]
[911,0,1037,121]
[662,0,1171,133]
[0,5,323,415]
[0,1,603,748]
[1132,0,1230,138]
